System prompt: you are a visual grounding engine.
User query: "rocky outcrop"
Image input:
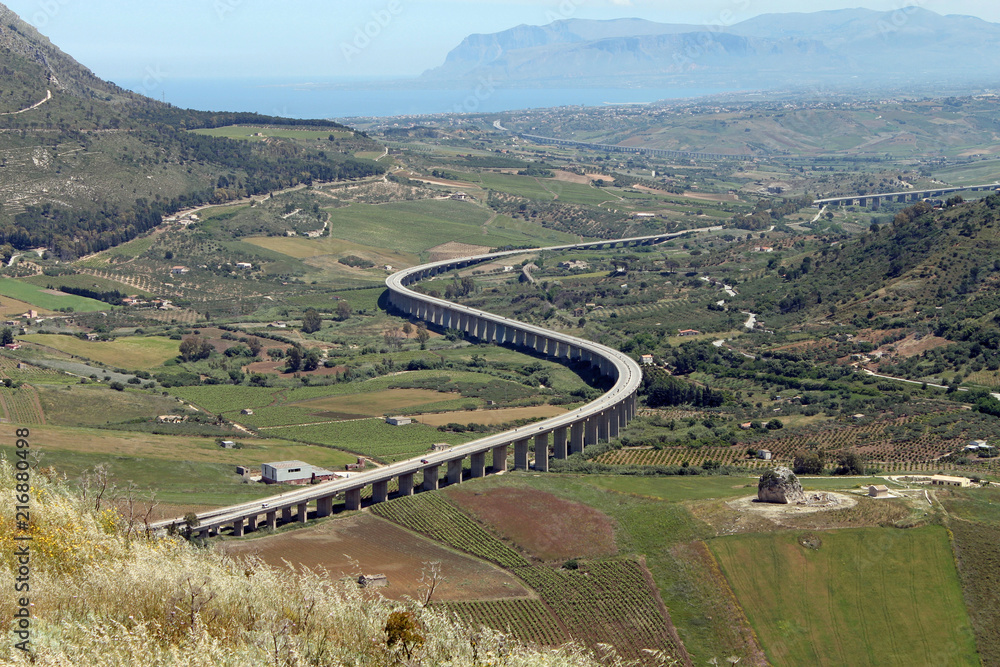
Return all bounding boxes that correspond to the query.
[757,467,806,504]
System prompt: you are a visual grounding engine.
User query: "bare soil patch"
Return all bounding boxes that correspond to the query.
[891,333,953,358]
[221,513,530,602]
[427,242,491,262]
[446,486,617,561]
[682,191,739,202]
[725,492,857,523]
[551,170,610,184]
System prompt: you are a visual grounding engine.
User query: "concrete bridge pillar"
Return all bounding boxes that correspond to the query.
[618,401,628,430]
[281,507,292,523]
[265,511,276,531]
[373,480,389,504]
[246,516,257,532]
[486,320,496,342]
[232,519,244,537]
[447,459,464,485]
[514,438,530,471]
[296,502,308,523]
[423,465,440,492]
[570,422,585,455]
[598,412,610,442]
[585,417,599,446]
[345,489,362,512]
[534,336,548,356]
[398,472,414,497]
[553,426,568,459]
[609,406,620,439]
[492,444,508,472]
[316,495,335,518]
[471,451,486,478]
[534,433,549,472]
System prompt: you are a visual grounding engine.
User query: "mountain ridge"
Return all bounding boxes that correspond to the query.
[423,8,1000,89]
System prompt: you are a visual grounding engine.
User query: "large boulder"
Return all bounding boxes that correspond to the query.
[757,467,806,504]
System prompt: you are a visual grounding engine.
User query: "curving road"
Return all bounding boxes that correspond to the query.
[151,228,716,536]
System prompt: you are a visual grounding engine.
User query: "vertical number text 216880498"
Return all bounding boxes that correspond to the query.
[12,428,32,653]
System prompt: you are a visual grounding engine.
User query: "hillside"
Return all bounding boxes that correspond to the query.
[0,3,385,258]
[423,8,1000,89]
[0,460,602,666]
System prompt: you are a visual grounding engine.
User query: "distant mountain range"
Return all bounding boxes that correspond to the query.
[421,8,1000,90]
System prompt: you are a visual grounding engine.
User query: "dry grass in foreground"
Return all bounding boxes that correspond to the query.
[0,458,681,667]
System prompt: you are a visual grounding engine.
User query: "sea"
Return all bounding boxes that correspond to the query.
[114,77,734,120]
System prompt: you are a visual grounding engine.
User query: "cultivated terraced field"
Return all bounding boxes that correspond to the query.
[371,493,529,569]
[441,599,567,646]
[515,560,686,662]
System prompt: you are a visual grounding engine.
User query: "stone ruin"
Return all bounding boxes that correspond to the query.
[757,467,807,504]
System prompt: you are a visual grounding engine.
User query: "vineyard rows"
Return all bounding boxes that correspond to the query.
[514,560,682,661]
[601,412,976,469]
[441,599,567,646]
[370,493,529,569]
[0,356,59,380]
[0,386,44,424]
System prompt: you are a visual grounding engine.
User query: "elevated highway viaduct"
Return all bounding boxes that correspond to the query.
[814,183,999,209]
[151,229,718,538]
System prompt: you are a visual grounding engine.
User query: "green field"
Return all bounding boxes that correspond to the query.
[190,125,353,142]
[265,418,474,462]
[710,526,978,667]
[21,273,153,297]
[475,173,558,200]
[0,444,274,507]
[932,160,1000,186]
[0,278,109,312]
[324,199,576,255]
[22,335,181,370]
[583,475,870,502]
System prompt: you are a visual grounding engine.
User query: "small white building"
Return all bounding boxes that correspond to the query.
[220,440,236,449]
[236,262,253,270]
[868,484,891,498]
[758,449,772,461]
[261,460,336,485]
[640,354,654,366]
[386,416,412,426]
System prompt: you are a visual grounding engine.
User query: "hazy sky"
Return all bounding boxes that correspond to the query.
[6,0,1000,83]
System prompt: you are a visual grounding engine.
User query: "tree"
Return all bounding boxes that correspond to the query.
[303,348,321,372]
[0,327,13,346]
[385,611,424,660]
[301,308,322,333]
[179,337,213,362]
[335,301,351,321]
[286,346,302,372]
[416,325,430,349]
[793,450,825,475]
[248,337,263,357]
[834,451,865,476]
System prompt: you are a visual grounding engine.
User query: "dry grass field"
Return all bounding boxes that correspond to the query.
[0,424,357,469]
[21,334,181,369]
[221,513,532,602]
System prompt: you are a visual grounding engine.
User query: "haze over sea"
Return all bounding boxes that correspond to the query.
[114,77,733,120]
